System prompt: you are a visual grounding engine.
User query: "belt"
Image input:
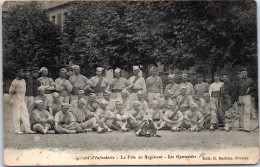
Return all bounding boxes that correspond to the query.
[112,89,122,93]
[211,91,220,98]
[179,107,188,112]
[132,88,142,93]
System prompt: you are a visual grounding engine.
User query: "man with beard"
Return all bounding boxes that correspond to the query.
[55,68,73,103]
[37,67,55,100]
[164,74,180,102]
[89,67,110,98]
[109,68,129,99]
[69,65,91,101]
[179,73,194,96]
[126,66,146,102]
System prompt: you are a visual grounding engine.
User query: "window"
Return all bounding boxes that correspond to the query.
[51,15,56,24]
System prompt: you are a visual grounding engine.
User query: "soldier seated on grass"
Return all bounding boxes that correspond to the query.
[54,103,79,134]
[160,100,183,132]
[126,101,146,130]
[30,100,55,134]
[71,98,99,133]
[95,100,114,133]
[182,102,204,132]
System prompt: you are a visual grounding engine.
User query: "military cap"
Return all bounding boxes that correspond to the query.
[150,66,158,72]
[34,100,43,105]
[168,74,175,79]
[240,67,247,72]
[72,65,80,70]
[133,66,140,71]
[52,92,59,97]
[61,103,70,108]
[39,67,48,73]
[96,67,104,72]
[182,73,188,78]
[114,68,121,73]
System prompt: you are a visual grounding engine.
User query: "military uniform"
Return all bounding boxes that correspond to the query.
[31,107,54,133]
[9,76,33,134]
[55,71,73,103]
[182,108,204,131]
[110,68,129,99]
[69,65,90,101]
[54,109,78,134]
[201,98,218,129]
[128,66,147,102]
[146,67,163,107]
[24,70,35,116]
[235,73,255,131]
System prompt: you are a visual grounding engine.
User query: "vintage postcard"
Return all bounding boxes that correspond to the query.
[2,0,259,165]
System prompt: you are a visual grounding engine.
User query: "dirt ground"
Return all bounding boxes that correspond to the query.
[3,94,259,151]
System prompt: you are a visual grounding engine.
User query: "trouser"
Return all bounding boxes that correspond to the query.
[182,120,204,130]
[111,114,128,130]
[24,96,34,116]
[147,92,161,107]
[94,92,104,99]
[70,94,78,103]
[225,108,236,128]
[59,96,70,103]
[251,97,256,118]
[204,112,217,129]
[212,97,225,125]
[238,95,251,130]
[11,99,32,133]
[54,124,78,134]
[165,121,182,130]
[129,93,138,102]
[78,117,97,129]
[111,92,121,99]
[32,123,52,133]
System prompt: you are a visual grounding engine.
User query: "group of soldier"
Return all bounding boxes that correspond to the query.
[9,64,256,135]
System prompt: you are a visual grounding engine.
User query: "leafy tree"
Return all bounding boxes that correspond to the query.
[3,1,62,77]
[63,1,256,77]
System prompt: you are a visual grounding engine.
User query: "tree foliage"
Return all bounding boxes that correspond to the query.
[62,1,257,76]
[3,1,62,75]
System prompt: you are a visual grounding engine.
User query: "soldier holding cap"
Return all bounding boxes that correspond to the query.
[179,73,194,95]
[235,68,255,132]
[69,65,91,101]
[109,68,129,99]
[89,67,110,98]
[164,74,181,101]
[146,67,163,107]
[126,66,147,102]
[55,68,73,103]
[9,68,35,134]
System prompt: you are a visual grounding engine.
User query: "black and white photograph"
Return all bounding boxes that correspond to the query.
[2,0,259,165]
